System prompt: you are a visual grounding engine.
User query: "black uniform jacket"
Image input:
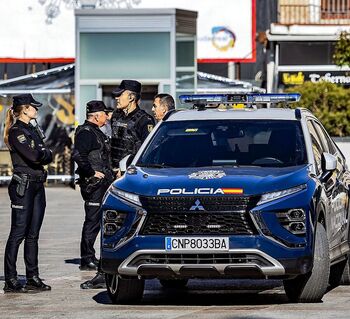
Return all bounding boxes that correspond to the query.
[8,120,52,176]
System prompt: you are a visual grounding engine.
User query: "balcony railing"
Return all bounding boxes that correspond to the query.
[279,0,350,25]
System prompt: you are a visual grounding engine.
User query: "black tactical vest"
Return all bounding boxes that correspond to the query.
[110,109,145,167]
[75,124,113,177]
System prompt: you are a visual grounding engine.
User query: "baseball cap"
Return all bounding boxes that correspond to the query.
[86,100,108,114]
[13,94,42,108]
[112,80,142,97]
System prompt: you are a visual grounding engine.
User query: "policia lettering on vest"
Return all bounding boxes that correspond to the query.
[110,80,155,171]
[3,94,53,293]
[73,100,115,273]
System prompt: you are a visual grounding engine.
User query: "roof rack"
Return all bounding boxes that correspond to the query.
[179,93,301,107]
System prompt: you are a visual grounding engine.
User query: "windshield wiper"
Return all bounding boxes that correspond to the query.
[137,163,173,168]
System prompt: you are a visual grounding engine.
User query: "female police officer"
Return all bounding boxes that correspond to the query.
[3,94,52,293]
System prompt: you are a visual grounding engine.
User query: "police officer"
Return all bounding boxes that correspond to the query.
[73,100,114,271]
[3,94,52,293]
[152,93,175,122]
[110,80,155,170]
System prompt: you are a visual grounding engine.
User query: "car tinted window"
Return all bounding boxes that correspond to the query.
[138,120,307,168]
[313,121,336,155]
[307,120,323,175]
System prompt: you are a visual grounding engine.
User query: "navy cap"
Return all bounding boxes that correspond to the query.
[112,80,142,97]
[86,100,108,114]
[13,94,42,108]
[105,105,114,113]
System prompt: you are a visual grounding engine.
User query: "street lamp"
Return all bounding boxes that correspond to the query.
[38,0,142,24]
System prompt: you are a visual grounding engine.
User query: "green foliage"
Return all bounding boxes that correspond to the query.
[333,31,350,67]
[284,81,350,137]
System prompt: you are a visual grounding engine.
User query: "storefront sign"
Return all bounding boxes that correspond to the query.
[279,71,350,87]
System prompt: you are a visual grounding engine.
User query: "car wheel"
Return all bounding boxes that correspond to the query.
[283,222,330,303]
[159,279,188,289]
[105,273,144,304]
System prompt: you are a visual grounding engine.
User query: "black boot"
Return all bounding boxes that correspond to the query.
[80,272,106,289]
[25,276,51,291]
[4,278,28,293]
[80,259,98,271]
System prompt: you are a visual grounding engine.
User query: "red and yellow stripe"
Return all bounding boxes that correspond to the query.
[222,188,244,194]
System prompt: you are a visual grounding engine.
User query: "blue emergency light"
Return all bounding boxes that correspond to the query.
[179,93,301,105]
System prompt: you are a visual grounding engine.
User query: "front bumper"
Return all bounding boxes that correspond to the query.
[101,234,313,279]
[102,248,312,279]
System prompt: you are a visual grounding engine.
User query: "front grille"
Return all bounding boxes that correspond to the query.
[128,253,273,267]
[139,196,258,235]
[140,196,257,213]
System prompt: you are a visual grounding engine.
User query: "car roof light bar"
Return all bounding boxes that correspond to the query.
[179,93,301,105]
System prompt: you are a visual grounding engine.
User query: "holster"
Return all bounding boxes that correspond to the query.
[12,174,29,197]
[86,177,104,194]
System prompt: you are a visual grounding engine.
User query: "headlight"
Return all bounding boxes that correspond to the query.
[257,184,307,206]
[110,185,141,206]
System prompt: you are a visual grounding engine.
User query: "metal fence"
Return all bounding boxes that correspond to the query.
[279,0,350,24]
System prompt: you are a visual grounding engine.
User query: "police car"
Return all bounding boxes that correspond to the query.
[101,93,350,304]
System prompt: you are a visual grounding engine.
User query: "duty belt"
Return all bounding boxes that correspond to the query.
[14,173,47,182]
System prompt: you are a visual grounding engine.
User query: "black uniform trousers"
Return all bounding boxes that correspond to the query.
[4,180,46,280]
[80,180,110,265]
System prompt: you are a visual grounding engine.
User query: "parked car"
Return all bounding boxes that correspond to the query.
[101,93,350,303]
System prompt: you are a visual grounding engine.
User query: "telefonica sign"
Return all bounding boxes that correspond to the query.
[138,0,255,62]
[280,71,350,87]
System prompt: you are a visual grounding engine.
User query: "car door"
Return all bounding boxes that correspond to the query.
[306,119,336,248]
[313,120,350,255]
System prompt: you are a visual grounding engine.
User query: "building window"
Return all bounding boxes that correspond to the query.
[321,0,350,19]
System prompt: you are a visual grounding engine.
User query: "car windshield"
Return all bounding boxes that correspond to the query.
[137,120,307,168]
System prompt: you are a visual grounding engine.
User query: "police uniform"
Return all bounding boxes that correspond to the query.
[4,94,52,293]
[111,107,155,168]
[73,101,114,270]
[110,80,155,169]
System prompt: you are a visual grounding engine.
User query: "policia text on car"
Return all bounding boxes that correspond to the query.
[3,94,53,293]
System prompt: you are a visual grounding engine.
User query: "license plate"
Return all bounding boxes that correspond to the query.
[165,237,229,251]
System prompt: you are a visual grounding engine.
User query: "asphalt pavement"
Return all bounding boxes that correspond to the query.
[1,187,350,319]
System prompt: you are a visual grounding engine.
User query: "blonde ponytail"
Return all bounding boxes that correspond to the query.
[3,108,15,148]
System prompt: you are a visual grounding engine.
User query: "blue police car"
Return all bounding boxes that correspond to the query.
[101,93,350,304]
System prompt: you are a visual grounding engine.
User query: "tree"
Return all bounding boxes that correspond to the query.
[333,31,350,67]
[284,82,350,137]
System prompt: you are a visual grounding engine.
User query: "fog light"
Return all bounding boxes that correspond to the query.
[276,209,306,235]
[104,223,118,236]
[103,210,128,236]
[289,222,306,234]
[288,209,305,220]
[105,210,118,221]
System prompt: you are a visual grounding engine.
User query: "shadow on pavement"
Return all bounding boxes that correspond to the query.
[92,279,289,306]
[65,258,81,265]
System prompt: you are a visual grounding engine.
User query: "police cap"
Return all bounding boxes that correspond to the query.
[86,100,108,114]
[112,80,141,97]
[13,94,42,108]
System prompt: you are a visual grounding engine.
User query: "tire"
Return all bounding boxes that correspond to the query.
[283,222,330,303]
[340,254,350,285]
[159,279,188,289]
[105,274,144,304]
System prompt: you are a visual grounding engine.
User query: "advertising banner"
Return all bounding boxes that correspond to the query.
[0,0,255,63]
[139,0,256,62]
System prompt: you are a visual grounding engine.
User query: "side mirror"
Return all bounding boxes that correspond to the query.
[119,154,134,173]
[320,152,337,182]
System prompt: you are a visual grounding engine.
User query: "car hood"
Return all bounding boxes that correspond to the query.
[113,165,311,197]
